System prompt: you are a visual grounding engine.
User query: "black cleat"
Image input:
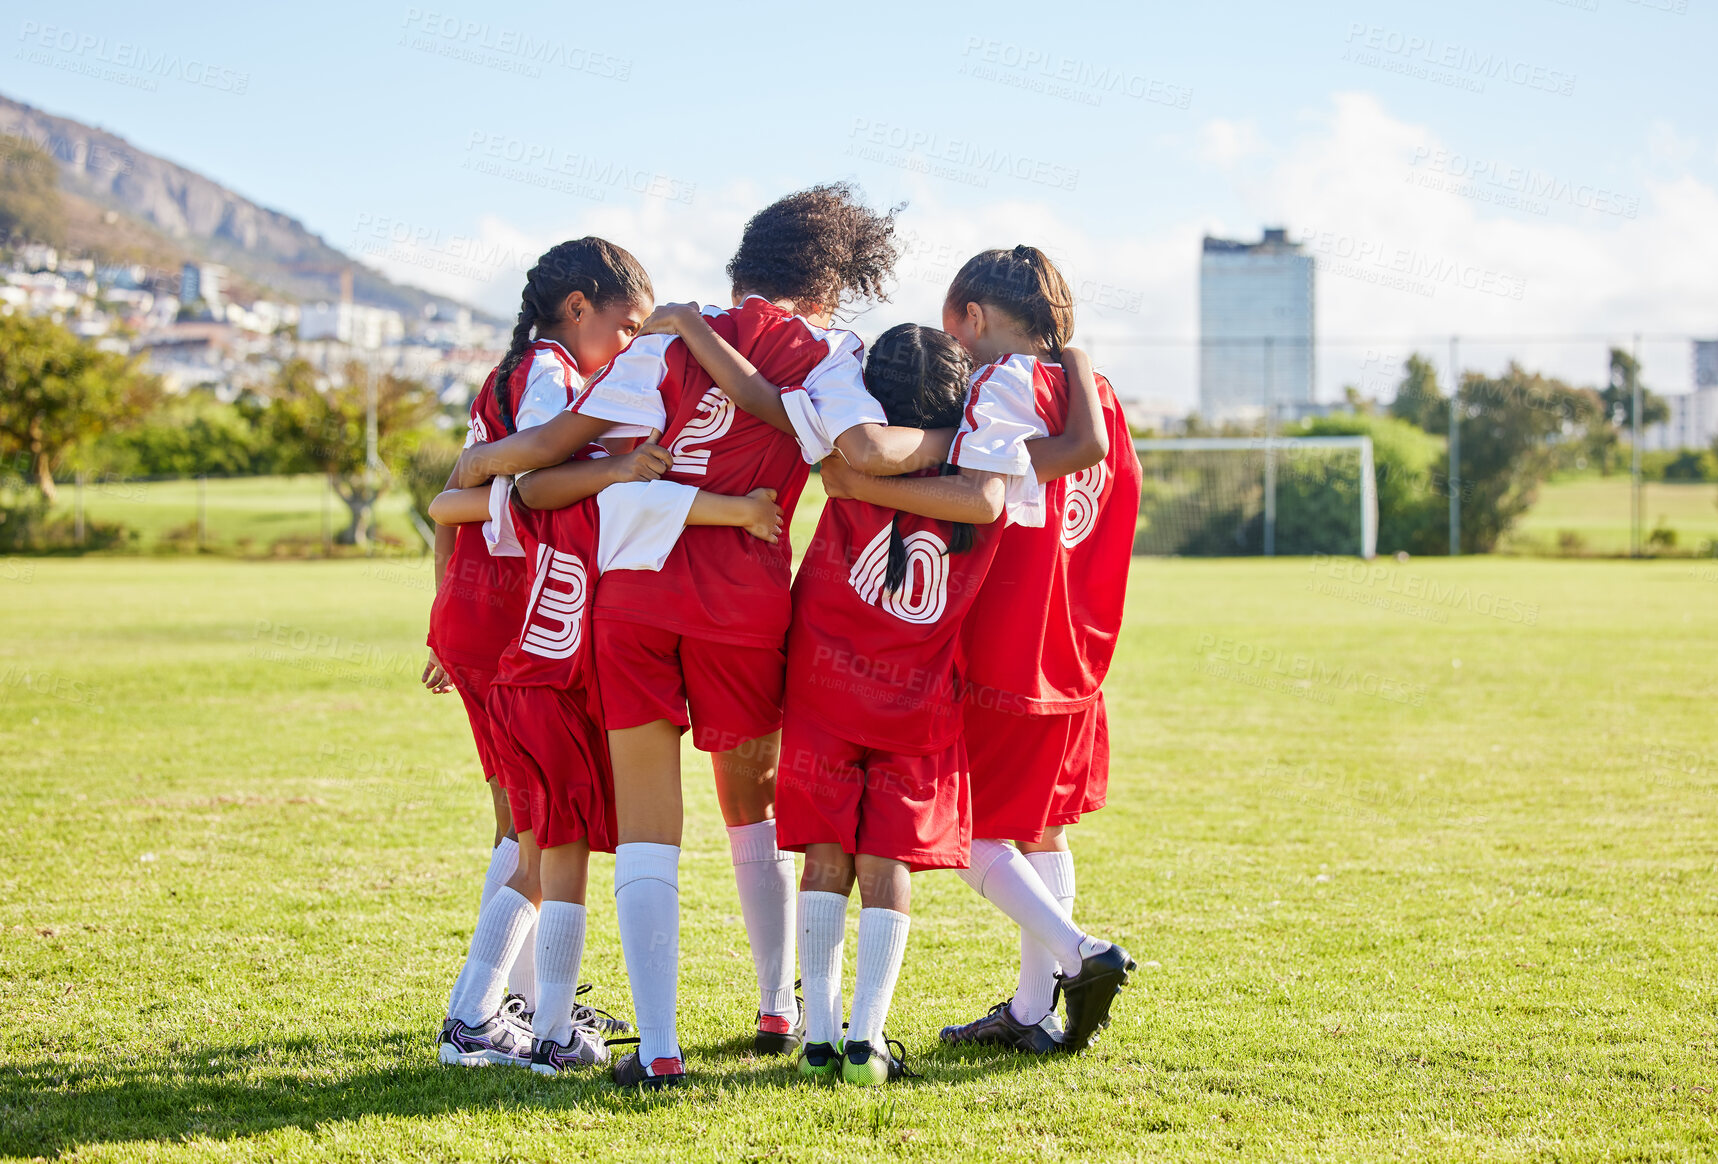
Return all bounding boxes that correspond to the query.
[939,999,1067,1055]
[608,1039,686,1090]
[1058,943,1136,1052]
[754,984,806,1055]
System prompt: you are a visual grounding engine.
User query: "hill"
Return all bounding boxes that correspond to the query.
[0,92,496,321]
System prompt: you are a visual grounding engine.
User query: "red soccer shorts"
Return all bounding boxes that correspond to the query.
[594,616,785,753]
[775,714,971,873]
[963,693,1110,843]
[444,660,506,783]
[485,684,617,853]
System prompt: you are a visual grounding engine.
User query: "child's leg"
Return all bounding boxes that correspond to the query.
[489,776,514,849]
[959,837,1104,989]
[609,720,685,1066]
[448,829,540,1026]
[848,855,911,1048]
[532,841,591,1047]
[504,831,542,1010]
[717,732,798,1028]
[1013,827,1074,1025]
[798,844,854,1046]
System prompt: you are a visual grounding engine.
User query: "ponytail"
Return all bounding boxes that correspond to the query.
[944,245,1075,360]
[863,323,978,595]
[493,237,654,433]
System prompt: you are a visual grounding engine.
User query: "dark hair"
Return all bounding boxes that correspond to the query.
[494,237,652,432]
[862,323,976,593]
[726,182,901,314]
[944,245,1075,360]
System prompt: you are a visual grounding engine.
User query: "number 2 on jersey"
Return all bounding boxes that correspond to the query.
[668,386,735,476]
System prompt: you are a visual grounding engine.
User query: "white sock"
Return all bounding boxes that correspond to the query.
[532,901,587,1046]
[959,839,1104,979]
[798,890,848,1045]
[481,837,519,913]
[447,885,537,1026]
[728,820,798,1021]
[509,916,537,1012]
[1014,850,1076,1025]
[615,842,681,1064]
[846,907,910,1048]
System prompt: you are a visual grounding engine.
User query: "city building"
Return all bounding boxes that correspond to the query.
[1199,228,1316,423]
[299,300,406,349]
[178,261,227,311]
[1643,339,1718,452]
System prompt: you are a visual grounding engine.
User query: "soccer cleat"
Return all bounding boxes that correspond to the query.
[609,1039,687,1090]
[754,1004,806,1056]
[529,1023,610,1074]
[437,1013,532,1067]
[797,1039,843,1080]
[840,1037,914,1086]
[939,999,1066,1055]
[573,984,634,1036]
[1058,943,1136,1052]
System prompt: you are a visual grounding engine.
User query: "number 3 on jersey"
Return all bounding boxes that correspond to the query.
[849,524,950,625]
[668,386,735,476]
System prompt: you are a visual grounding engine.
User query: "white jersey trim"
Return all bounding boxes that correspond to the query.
[594,481,698,573]
[951,354,1049,527]
[572,334,671,438]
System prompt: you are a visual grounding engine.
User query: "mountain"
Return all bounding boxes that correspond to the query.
[0,93,497,322]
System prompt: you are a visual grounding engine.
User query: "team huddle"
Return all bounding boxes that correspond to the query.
[421,183,1143,1089]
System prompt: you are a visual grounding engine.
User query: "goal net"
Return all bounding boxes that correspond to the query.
[1132,436,1377,559]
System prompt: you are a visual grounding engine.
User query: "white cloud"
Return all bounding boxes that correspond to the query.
[363,93,1718,408]
[1198,118,1264,168]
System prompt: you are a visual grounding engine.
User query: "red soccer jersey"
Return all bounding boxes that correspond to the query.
[786,495,1006,755]
[491,476,699,693]
[571,297,885,648]
[427,343,585,667]
[957,355,1142,715]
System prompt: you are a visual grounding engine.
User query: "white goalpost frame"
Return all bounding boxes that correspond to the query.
[1132,435,1378,560]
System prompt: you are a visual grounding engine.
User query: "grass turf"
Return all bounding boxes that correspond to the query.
[1505,476,1718,555]
[1,552,1715,1161]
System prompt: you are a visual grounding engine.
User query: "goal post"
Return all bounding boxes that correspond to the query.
[1131,436,1378,560]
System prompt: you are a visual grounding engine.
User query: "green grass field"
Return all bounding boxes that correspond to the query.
[3,551,1716,1162]
[1506,477,1718,556]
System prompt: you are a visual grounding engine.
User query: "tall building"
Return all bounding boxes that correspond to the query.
[178,262,226,310]
[1199,228,1315,422]
[1643,339,1718,452]
[299,301,406,349]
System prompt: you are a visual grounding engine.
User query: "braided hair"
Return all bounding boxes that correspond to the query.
[861,323,976,593]
[944,244,1075,361]
[726,182,902,315]
[494,237,652,433]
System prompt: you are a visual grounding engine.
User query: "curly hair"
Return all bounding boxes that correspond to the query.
[494,237,652,432]
[726,182,902,313]
[862,323,976,592]
[945,245,1075,361]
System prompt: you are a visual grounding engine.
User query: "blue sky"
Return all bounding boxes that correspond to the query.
[12,0,1717,408]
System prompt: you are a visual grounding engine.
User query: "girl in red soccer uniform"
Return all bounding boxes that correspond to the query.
[447,185,951,1088]
[429,454,782,1072]
[422,238,654,1060]
[822,247,1138,1055]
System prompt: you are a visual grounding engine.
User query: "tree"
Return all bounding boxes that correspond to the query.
[0,136,65,246]
[1454,365,1598,552]
[1387,353,1448,434]
[0,313,159,502]
[258,359,437,546]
